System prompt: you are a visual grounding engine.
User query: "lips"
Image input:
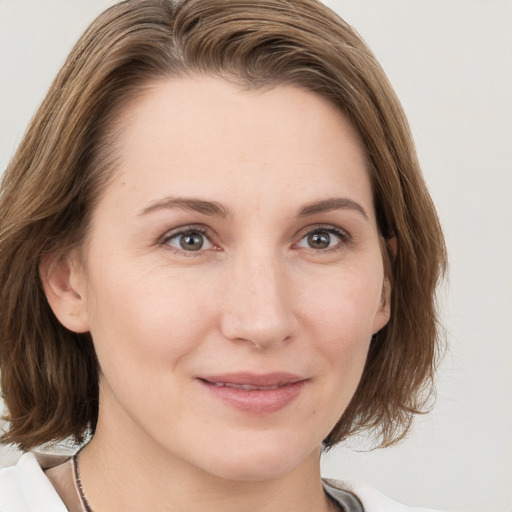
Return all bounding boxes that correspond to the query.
[208,382,286,391]
[198,372,307,414]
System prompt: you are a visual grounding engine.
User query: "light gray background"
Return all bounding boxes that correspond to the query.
[1,2,511,511]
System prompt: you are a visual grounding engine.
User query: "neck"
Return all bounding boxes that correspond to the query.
[78,407,334,512]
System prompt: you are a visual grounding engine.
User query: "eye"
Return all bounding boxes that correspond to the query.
[163,228,214,253]
[296,227,349,251]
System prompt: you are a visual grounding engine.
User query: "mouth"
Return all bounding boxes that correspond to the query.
[197,373,308,414]
[205,382,289,391]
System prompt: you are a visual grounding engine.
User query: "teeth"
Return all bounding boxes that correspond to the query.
[211,382,281,390]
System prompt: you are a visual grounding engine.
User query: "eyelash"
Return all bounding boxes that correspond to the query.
[159,225,216,256]
[295,224,351,253]
[159,224,351,256]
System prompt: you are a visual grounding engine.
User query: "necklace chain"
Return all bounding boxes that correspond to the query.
[73,452,94,512]
[72,452,346,512]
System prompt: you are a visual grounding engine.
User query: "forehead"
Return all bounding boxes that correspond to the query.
[102,76,373,216]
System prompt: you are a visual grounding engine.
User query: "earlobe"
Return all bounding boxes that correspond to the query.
[380,275,392,314]
[381,235,396,316]
[372,278,392,335]
[387,236,397,257]
[373,284,391,335]
[39,253,90,333]
[373,236,395,334]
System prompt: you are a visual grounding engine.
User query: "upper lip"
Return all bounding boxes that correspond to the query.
[199,372,306,388]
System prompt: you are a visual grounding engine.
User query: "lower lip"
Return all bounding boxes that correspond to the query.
[199,380,306,414]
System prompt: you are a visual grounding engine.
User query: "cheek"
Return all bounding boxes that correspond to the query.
[299,295,373,443]
[300,262,385,343]
[84,261,219,378]
[297,261,384,402]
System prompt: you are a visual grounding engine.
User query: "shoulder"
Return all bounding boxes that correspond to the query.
[323,478,449,512]
[0,452,68,512]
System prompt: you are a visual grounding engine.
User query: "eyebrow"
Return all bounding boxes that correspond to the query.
[297,198,369,220]
[139,196,368,220]
[139,197,231,217]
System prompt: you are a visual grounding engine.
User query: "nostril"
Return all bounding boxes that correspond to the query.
[219,263,296,348]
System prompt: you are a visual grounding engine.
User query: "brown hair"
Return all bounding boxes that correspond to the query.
[0,0,446,451]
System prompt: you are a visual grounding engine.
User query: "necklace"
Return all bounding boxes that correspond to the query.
[73,452,94,512]
[72,452,347,512]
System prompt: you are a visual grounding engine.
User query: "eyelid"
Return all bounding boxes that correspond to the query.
[293,223,352,251]
[157,223,351,255]
[159,224,219,254]
[159,224,207,243]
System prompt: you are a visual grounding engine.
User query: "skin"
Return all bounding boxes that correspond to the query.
[43,77,391,511]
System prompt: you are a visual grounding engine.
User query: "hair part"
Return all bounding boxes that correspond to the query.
[0,0,446,451]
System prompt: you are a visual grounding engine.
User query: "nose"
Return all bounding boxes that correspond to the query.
[219,250,297,350]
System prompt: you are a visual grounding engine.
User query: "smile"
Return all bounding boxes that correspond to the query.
[208,382,285,391]
[198,373,308,414]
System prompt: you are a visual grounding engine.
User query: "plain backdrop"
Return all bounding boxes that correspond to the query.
[1,2,511,511]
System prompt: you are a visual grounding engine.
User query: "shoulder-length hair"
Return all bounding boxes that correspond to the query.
[0,0,446,451]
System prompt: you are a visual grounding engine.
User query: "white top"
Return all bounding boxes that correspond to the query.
[0,452,445,511]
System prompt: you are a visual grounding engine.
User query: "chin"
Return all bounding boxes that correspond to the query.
[197,435,321,482]
[206,458,301,483]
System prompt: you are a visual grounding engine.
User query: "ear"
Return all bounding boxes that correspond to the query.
[39,253,90,333]
[372,236,396,334]
[372,275,392,334]
[386,236,397,257]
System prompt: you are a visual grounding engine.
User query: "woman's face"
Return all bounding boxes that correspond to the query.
[71,77,390,480]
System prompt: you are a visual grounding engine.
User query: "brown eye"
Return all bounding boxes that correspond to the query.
[296,226,348,251]
[307,231,331,249]
[180,233,204,251]
[164,229,213,252]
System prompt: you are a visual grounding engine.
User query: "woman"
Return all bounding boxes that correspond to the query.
[0,0,446,510]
